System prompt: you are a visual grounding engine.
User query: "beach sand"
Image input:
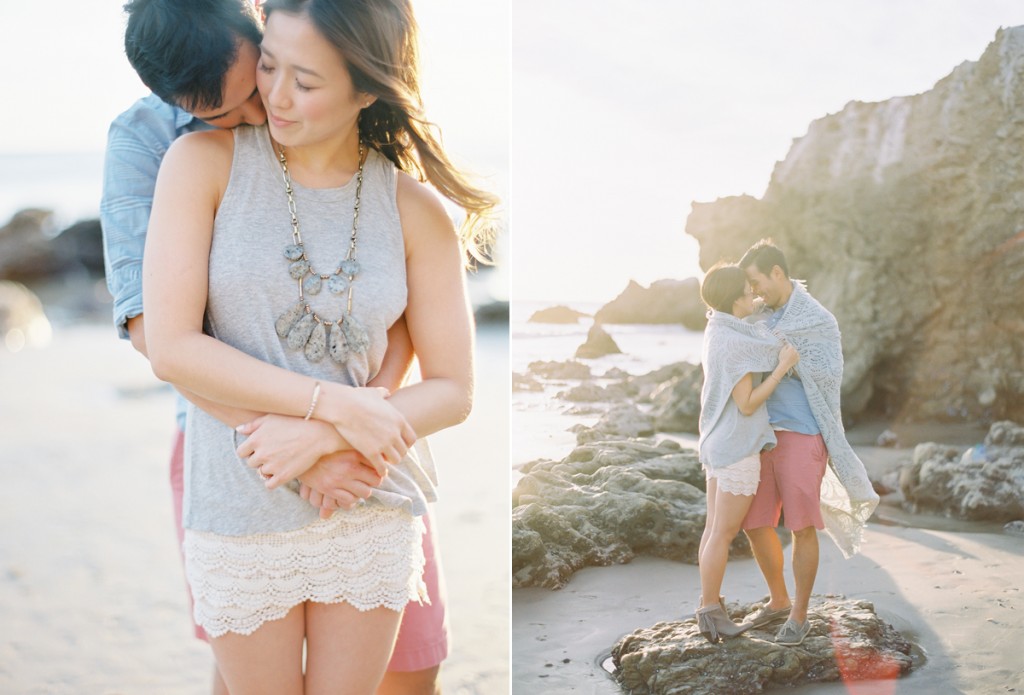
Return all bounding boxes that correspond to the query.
[0,321,508,694]
[512,434,1024,695]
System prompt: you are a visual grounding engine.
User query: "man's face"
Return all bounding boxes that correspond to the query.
[745,264,785,309]
[188,39,267,128]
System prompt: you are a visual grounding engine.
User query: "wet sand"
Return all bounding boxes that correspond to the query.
[0,321,508,694]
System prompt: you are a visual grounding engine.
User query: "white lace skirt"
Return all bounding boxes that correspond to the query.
[183,505,427,638]
[704,453,761,496]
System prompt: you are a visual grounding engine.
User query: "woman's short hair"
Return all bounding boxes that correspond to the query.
[700,263,747,315]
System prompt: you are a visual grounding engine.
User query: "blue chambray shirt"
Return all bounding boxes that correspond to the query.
[764,296,820,435]
[100,94,214,429]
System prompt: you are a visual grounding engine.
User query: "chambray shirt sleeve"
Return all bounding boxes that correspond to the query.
[100,98,204,340]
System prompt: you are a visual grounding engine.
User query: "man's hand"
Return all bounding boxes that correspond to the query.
[298,450,384,517]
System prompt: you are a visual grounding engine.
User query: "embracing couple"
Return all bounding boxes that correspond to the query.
[694,240,879,646]
[101,0,495,693]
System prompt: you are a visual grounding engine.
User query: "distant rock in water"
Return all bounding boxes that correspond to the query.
[900,420,1024,521]
[611,596,914,695]
[575,323,621,359]
[512,438,750,590]
[594,278,706,330]
[528,305,589,324]
[685,27,1024,424]
[0,281,52,352]
[0,209,104,282]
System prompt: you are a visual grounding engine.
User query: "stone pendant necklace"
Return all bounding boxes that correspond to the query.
[273,140,370,364]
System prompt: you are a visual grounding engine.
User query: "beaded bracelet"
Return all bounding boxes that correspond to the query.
[304,381,322,420]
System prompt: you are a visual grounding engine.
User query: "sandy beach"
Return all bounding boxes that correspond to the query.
[512,428,1024,695]
[0,320,508,694]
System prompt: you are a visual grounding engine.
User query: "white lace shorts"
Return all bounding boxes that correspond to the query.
[704,453,761,496]
[183,505,427,638]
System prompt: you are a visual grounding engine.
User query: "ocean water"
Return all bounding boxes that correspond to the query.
[511,300,704,476]
[0,152,105,229]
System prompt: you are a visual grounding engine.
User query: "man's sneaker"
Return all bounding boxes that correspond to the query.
[744,603,791,629]
[775,619,811,646]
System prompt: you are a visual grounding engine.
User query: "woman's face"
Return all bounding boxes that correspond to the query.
[732,283,756,318]
[256,11,372,149]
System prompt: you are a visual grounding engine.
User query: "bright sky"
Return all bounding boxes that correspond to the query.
[0,1,507,182]
[510,1,1024,302]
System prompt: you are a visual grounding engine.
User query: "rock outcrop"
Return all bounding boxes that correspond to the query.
[900,420,1024,521]
[512,438,750,590]
[528,305,589,324]
[575,323,621,359]
[0,210,105,282]
[612,596,913,695]
[685,27,1024,424]
[594,278,707,331]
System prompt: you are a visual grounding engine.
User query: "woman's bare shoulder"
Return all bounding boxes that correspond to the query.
[159,129,235,191]
[395,171,455,245]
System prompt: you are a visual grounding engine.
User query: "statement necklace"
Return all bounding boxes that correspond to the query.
[273,141,370,364]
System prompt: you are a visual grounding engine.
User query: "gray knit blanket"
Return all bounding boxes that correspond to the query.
[760,281,879,557]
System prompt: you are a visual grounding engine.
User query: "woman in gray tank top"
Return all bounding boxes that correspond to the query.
[142,1,498,692]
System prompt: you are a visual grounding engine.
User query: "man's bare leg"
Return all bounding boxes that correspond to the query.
[744,526,791,611]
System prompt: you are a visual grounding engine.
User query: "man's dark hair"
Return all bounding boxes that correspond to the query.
[739,238,789,278]
[123,0,263,112]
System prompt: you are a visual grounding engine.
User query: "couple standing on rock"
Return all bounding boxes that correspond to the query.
[695,240,879,646]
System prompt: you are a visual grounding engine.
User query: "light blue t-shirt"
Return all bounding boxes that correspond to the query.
[765,296,820,435]
[100,94,214,429]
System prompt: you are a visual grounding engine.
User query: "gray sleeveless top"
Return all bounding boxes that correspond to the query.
[183,124,438,535]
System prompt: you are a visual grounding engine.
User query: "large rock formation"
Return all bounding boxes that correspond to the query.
[612,597,913,695]
[594,278,707,330]
[686,27,1024,424]
[900,420,1024,521]
[512,438,751,590]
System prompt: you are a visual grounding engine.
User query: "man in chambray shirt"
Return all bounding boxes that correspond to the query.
[100,1,449,693]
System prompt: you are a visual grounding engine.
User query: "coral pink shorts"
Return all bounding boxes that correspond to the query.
[169,429,449,671]
[741,430,827,532]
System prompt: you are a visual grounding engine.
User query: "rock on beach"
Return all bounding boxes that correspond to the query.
[512,438,749,590]
[611,596,914,695]
[900,420,1024,522]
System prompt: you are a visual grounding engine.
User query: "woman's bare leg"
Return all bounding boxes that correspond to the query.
[211,665,229,695]
[305,602,404,695]
[699,484,755,609]
[208,604,305,695]
[698,478,718,568]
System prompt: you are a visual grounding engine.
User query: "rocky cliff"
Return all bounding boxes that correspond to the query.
[686,27,1024,424]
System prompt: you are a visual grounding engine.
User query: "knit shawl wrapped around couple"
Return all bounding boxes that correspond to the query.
[699,281,880,557]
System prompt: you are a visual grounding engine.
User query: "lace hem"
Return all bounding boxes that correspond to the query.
[705,454,761,496]
[184,506,426,638]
